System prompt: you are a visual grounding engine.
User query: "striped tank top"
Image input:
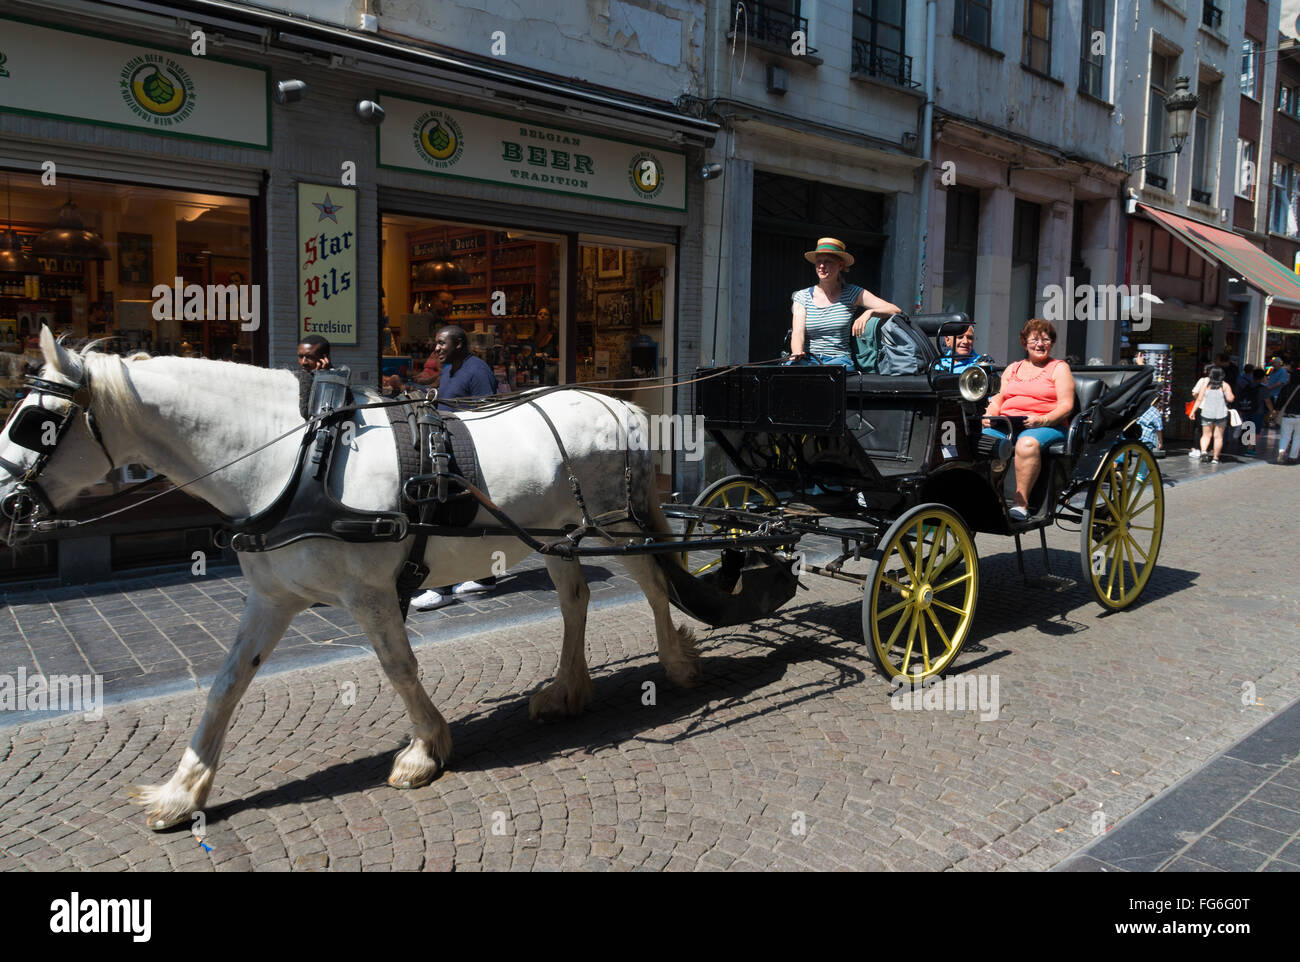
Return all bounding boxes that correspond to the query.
[793,284,864,356]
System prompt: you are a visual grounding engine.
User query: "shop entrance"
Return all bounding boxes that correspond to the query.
[380,213,677,492]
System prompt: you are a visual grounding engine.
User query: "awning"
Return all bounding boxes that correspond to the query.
[1140,204,1300,309]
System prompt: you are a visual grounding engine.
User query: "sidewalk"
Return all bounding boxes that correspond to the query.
[1057,696,1300,871]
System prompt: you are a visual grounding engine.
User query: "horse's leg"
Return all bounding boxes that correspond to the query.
[128,590,299,830]
[529,556,594,719]
[346,590,451,788]
[618,552,701,688]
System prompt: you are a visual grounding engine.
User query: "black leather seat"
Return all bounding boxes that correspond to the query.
[1042,368,1152,455]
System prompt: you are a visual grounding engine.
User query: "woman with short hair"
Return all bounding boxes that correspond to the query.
[983,318,1076,521]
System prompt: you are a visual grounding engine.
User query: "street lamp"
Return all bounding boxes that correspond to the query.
[1123,75,1199,173]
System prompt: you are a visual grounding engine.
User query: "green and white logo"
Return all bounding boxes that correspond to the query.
[120,55,196,126]
[628,151,664,200]
[413,109,465,169]
[0,51,10,79]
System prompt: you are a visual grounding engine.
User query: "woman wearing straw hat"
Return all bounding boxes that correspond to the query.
[789,237,902,368]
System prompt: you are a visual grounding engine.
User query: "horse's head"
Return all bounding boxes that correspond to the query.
[0,327,119,543]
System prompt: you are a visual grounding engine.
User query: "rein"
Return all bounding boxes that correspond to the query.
[4,357,775,540]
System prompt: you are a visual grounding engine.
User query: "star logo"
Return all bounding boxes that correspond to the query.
[313,193,343,223]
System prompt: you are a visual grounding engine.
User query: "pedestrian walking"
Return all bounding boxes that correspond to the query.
[1272,361,1300,465]
[1189,366,1234,464]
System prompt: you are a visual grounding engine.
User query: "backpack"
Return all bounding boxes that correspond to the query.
[853,315,928,375]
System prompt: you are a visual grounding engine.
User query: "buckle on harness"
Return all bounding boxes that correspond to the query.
[369,517,406,540]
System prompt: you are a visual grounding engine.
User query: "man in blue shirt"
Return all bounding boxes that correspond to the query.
[433,325,497,409]
[411,325,500,611]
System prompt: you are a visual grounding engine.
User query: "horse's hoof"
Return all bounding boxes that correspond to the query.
[528,683,590,721]
[388,740,443,789]
[126,784,194,831]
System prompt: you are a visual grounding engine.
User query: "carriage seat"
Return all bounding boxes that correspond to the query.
[1042,367,1155,456]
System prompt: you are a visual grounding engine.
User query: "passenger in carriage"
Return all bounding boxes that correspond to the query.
[981,318,1076,522]
[787,237,901,369]
[935,323,979,373]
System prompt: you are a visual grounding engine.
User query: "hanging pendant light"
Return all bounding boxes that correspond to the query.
[0,173,39,273]
[33,186,110,261]
[427,258,470,285]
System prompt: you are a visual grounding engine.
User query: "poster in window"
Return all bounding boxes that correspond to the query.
[597,247,623,279]
[117,233,153,285]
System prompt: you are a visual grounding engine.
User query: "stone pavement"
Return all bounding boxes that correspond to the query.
[0,426,1260,723]
[1,459,1299,871]
[1058,697,1300,871]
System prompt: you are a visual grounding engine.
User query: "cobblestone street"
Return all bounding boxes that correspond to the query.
[1,462,1298,871]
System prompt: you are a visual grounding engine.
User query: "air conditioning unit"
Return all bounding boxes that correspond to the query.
[767,65,788,95]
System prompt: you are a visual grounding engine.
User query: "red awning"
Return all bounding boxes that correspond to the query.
[1140,204,1300,309]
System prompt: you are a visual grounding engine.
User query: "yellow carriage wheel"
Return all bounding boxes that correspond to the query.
[682,476,780,576]
[1080,441,1163,610]
[864,504,979,682]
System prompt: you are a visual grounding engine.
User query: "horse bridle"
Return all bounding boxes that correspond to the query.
[0,370,116,535]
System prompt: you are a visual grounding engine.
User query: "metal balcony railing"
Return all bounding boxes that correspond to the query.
[851,40,918,87]
[1192,187,1213,204]
[750,1,815,54]
[1202,1,1223,30]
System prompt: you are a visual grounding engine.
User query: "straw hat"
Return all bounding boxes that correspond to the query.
[804,237,855,267]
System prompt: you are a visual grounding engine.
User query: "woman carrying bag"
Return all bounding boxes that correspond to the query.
[1189,366,1235,464]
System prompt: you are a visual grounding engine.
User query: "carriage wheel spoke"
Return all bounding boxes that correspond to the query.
[918,614,932,674]
[924,607,954,652]
[932,571,973,594]
[929,544,963,581]
[880,574,911,594]
[930,597,968,617]
[1104,538,1120,599]
[922,522,948,580]
[896,608,919,670]
[876,596,912,620]
[884,603,911,652]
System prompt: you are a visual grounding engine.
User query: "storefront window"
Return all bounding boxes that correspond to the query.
[1,170,257,581]
[381,215,563,390]
[379,213,676,494]
[0,171,256,424]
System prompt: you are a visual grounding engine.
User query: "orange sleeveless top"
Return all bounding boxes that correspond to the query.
[999,358,1064,418]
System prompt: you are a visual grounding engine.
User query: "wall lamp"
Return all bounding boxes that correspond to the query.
[355,100,386,125]
[1123,75,1198,173]
[274,79,307,104]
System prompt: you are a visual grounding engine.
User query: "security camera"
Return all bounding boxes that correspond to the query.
[355,100,386,125]
[700,163,724,180]
[274,80,307,104]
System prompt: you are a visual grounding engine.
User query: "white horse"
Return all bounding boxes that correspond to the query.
[0,328,698,829]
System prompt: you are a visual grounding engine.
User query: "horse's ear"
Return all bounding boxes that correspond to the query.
[39,324,77,376]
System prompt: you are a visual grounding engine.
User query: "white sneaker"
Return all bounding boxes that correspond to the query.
[452,580,494,595]
[1009,505,1029,521]
[411,589,453,611]
[1187,448,1202,458]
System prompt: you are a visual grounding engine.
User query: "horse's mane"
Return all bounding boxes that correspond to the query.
[79,352,298,424]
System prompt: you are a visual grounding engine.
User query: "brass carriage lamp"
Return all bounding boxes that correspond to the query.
[1123,76,1199,173]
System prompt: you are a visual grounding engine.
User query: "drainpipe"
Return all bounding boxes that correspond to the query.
[1261,294,1274,368]
[913,0,937,312]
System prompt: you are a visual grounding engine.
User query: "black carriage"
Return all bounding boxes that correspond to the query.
[668,314,1165,682]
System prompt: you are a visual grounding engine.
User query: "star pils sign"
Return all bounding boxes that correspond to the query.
[297,182,358,345]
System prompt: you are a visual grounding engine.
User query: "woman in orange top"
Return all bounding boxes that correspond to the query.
[983,318,1076,521]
